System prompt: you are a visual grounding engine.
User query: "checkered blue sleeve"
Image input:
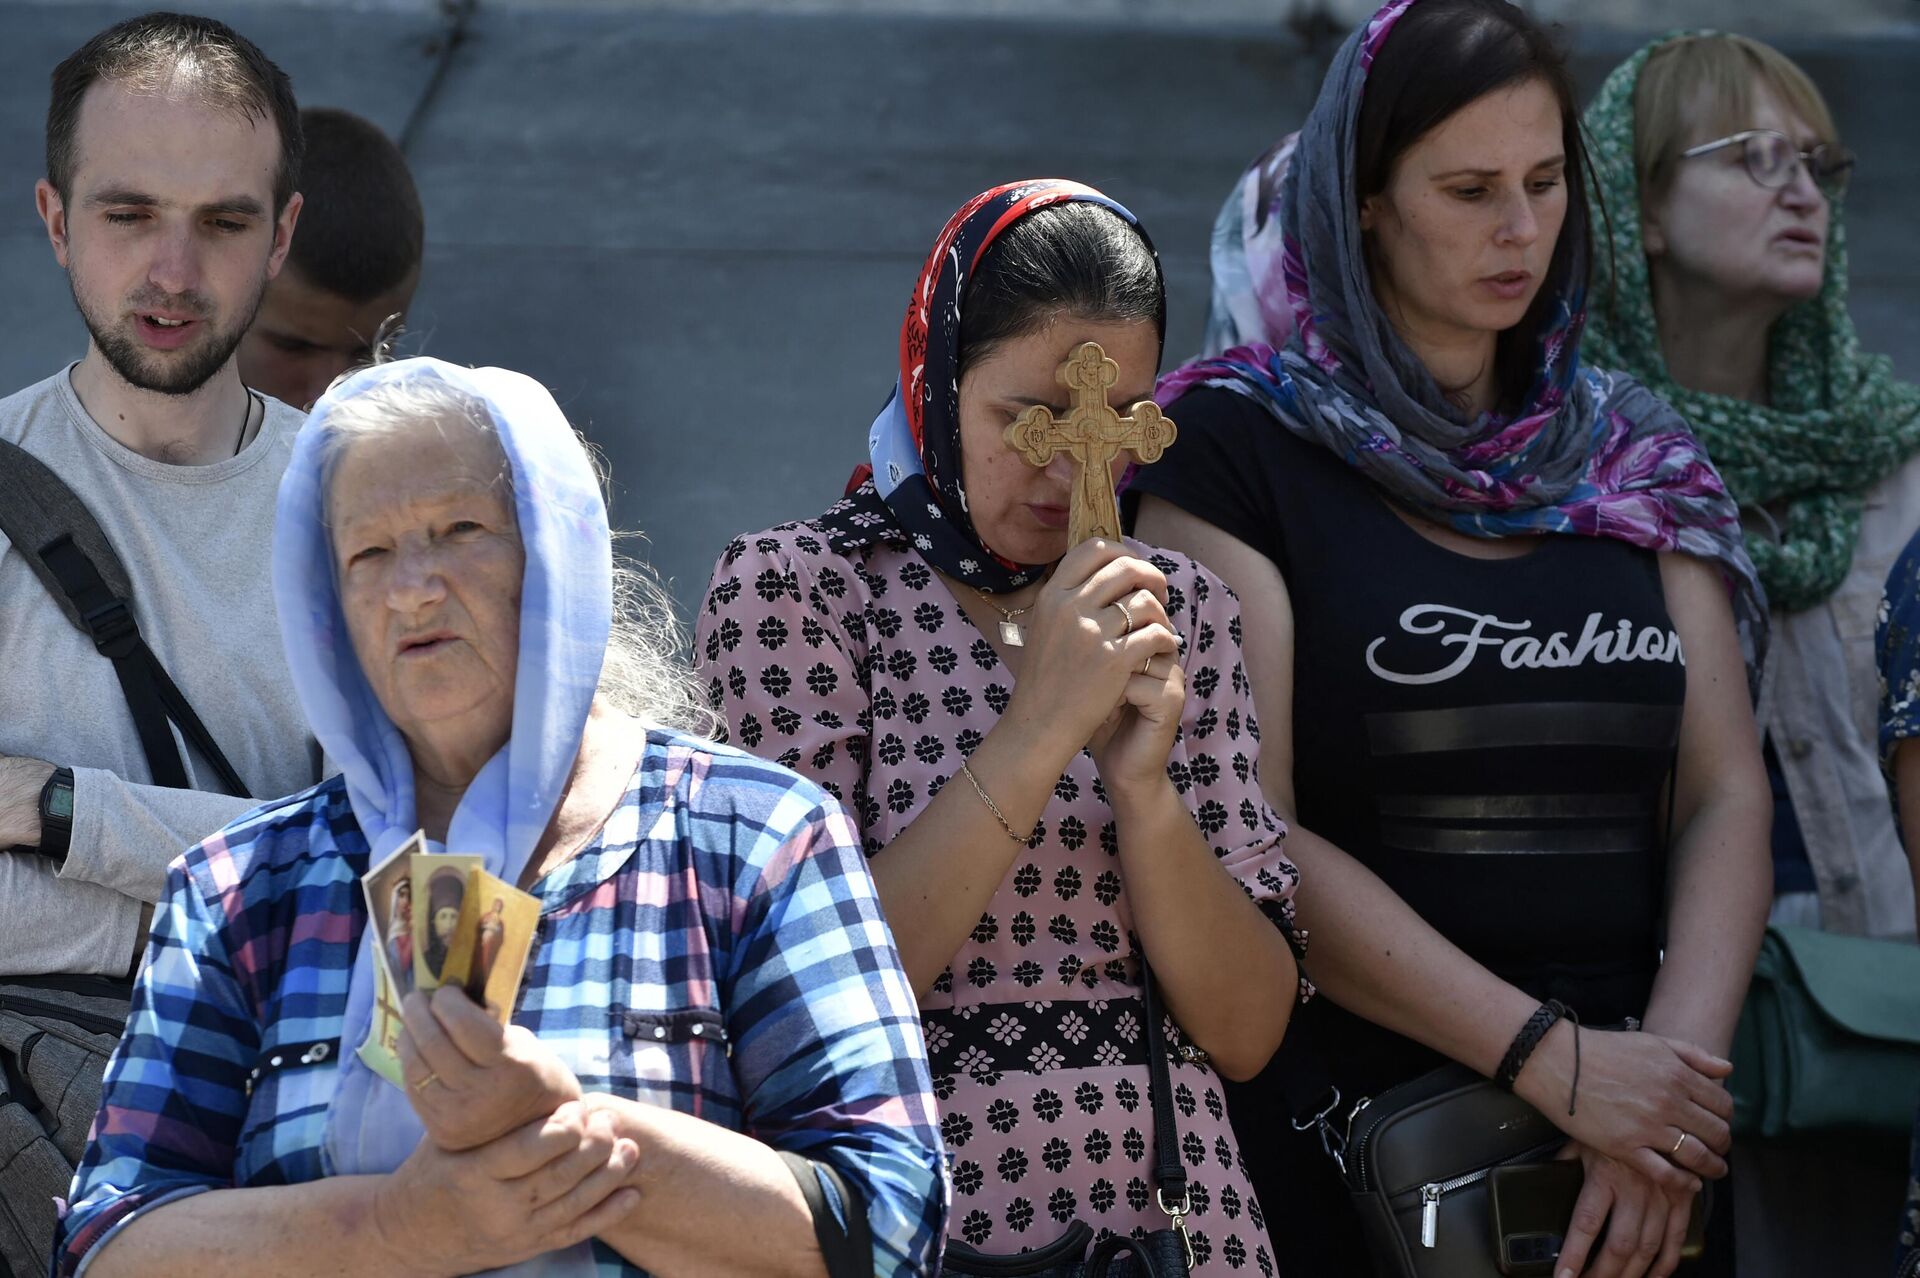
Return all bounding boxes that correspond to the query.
[56,854,261,1276]
[707,756,949,1277]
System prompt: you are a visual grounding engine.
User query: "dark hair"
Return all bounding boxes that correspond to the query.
[287,107,424,303]
[956,201,1165,381]
[1355,0,1591,411]
[46,12,303,214]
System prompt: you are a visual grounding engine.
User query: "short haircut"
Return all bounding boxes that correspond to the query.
[1635,34,1839,203]
[46,11,302,213]
[288,107,425,304]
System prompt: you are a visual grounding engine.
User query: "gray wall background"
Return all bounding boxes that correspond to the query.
[4,2,1917,621]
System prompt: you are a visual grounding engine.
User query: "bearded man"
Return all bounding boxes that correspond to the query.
[2,12,322,982]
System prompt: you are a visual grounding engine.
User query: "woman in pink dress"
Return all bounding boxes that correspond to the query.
[697,181,1306,1276]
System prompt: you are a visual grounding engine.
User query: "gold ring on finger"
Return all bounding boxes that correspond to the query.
[1670,1132,1687,1157]
[411,1070,441,1091]
[1113,599,1135,635]
[1141,655,1154,676]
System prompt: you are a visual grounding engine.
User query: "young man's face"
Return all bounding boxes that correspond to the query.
[36,77,300,397]
[238,263,418,410]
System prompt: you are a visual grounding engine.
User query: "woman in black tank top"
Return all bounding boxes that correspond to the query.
[1130,2,1770,1276]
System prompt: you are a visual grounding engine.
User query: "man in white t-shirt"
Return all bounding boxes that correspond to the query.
[0,13,321,979]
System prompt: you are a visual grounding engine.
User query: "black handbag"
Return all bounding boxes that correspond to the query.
[1297,1063,1563,1277]
[940,957,1194,1278]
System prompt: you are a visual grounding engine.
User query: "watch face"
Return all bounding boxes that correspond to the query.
[47,782,74,821]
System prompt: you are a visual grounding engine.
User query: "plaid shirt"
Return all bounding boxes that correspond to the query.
[57,729,948,1277]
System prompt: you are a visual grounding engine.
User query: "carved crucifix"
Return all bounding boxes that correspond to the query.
[1004,341,1177,546]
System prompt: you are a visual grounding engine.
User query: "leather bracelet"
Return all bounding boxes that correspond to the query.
[1494,998,1569,1091]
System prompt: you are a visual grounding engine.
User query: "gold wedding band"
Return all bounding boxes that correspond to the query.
[1670,1132,1687,1157]
[1114,599,1135,635]
[411,1071,441,1091]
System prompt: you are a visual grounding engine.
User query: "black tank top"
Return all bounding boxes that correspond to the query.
[1131,386,1686,1092]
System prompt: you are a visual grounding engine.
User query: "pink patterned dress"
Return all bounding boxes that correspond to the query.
[697,520,1306,1277]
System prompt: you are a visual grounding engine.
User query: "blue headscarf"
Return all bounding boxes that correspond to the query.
[273,357,611,1275]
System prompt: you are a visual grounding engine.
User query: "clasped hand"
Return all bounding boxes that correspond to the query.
[1007,539,1184,794]
[383,988,639,1275]
[1516,1023,1733,1278]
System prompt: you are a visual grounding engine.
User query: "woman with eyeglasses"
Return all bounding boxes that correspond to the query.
[1584,32,1920,1278]
[1585,34,1919,946]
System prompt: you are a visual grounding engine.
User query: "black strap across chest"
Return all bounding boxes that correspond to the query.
[0,437,248,797]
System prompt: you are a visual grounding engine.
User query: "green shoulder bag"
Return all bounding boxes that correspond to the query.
[1729,924,1920,1136]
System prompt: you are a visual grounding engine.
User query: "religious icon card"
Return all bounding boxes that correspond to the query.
[361,831,426,997]
[358,954,408,1089]
[412,854,483,991]
[443,869,542,1023]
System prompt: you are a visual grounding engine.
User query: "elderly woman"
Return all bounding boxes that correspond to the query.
[55,359,947,1278]
[1585,42,1920,1275]
[1584,33,1920,943]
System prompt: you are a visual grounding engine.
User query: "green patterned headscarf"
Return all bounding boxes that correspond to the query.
[1583,34,1920,614]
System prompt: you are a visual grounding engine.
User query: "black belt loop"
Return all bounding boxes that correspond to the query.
[244,1038,340,1099]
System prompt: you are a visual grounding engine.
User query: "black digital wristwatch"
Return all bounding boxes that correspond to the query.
[37,766,74,865]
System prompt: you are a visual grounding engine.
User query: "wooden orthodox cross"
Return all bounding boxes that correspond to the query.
[1004,341,1177,545]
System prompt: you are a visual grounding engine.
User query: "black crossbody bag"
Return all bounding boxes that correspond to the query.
[1292,1061,1564,1276]
[940,957,1194,1278]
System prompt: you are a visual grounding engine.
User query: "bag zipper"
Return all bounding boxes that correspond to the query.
[0,993,125,1038]
[1345,1068,1469,1191]
[1418,1166,1493,1249]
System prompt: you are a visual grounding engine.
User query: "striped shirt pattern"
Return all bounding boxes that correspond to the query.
[58,729,948,1276]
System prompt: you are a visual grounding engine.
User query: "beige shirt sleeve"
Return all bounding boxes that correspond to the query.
[59,765,261,901]
[0,848,143,977]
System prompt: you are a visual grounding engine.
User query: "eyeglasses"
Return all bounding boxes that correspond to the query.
[1680,128,1855,196]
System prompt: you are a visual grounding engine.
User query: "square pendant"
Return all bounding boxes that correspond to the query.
[999,621,1025,648]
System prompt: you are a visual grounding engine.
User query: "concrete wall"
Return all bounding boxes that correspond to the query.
[4,3,1916,620]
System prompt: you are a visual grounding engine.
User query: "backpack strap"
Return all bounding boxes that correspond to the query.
[0,437,249,798]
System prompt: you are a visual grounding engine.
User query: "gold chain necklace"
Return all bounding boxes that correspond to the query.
[972,587,1034,648]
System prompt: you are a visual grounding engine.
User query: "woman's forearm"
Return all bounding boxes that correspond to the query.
[866,713,1076,995]
[1641,791,1771,1056]
[1641,550,1772,1056]
[590,1097,825,1278]
[1112,778,1295,1081]
[1280,821,1542,1076]
[86,1177,411,1278]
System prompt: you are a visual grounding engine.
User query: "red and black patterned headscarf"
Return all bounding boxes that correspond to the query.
[818,179,1162,594]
